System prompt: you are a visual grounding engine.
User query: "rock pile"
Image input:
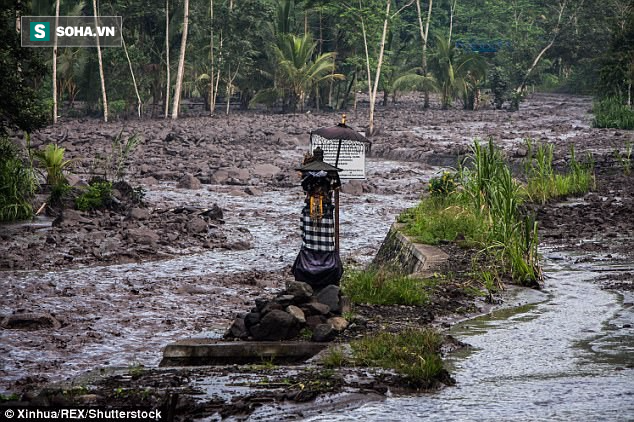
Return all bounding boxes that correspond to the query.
[225,282,349,342]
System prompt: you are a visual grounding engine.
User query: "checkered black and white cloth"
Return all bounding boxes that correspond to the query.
[301,206,335,252]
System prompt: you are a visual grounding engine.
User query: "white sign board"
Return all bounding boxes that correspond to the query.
[310,135,367,179]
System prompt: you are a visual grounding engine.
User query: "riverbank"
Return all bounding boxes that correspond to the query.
[1,93,633,419]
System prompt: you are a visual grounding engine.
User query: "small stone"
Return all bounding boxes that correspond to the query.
[128,207,150,220]
[341,180,363,195]
[187,217,208,234]
[211,169,229,184]
[306,315,326,330]
[275,295,295,306]
[127,228,159,245]
[1,312,62,330]
[139,176,159,186]
[302,302,330,316]
[177,173,202,189]
[225,240,250,250]
[312,323,336,342]
[260,302,283,315]
[316,285,341,314]
[327,317,349,332]
[255,298,268,311]
[229,189,248,197]
[287,281,313,302]
[252,163,281,178]
[200,204,223,220]
[286,305,306,324]
[228,318,248,339]
[244,312,261,328]
[245,186,263,196]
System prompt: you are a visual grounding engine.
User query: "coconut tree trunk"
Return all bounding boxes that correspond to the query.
[53,0,60,123]
[93,0,108,122]
[122,34,142,118]
[171,0,189,119]
[368,0,391,136]
[448,0,457,45]
[209,0,215,115]
[165,0,170,118]
[360,12,373,132]
[416,0,433,108]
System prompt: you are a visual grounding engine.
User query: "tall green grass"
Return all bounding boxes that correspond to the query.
[402,138,593,286]
[524,141,594,204]
[592,96,634,130]
[350,329,446,386]
[341,268,433,306]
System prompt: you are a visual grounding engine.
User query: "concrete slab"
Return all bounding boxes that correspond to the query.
[160,339,329,366]
[373,222,449,276]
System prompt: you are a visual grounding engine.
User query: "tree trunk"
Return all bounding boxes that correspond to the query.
[416,0,433,108]
[53,0,60,124]
[165,0,170,118]
[122,34,142,118]
[212,30,223,113]
[209,0,215,115]
[171,0,189,119]
[93,0,108,122]
[368,0,391,136]
[360,14,373,132]
[448,0,457,45]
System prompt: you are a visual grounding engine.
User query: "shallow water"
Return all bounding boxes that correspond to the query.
[0,158,438,392]
[306,252,634,422]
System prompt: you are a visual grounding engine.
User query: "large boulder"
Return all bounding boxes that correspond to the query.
[249,310,299,341]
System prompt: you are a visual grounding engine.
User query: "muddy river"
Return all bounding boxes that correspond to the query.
[1,94,633,420]
[302,252,634,421]
[0,157,436,392]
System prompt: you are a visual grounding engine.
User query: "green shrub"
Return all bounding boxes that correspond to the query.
[342,268,432,306]
[350,329,445,386]
[592,96,634,129]
[524,141,594,204]
[428,171,457,196]
[0,137,36,222]
[109,100,127,119]
[401,196,485,245]
[75,180,112,211]
[321,347,347,368]
[34,143,72,187]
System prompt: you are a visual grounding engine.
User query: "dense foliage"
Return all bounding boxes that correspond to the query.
[12,0,630,121]
[0,2,49,134]
[0,137,37,222]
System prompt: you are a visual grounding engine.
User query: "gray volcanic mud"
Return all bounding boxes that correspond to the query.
[1,93,632,400]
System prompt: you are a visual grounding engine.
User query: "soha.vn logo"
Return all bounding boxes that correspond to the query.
[30,22,116,41]
[30,22,50,41]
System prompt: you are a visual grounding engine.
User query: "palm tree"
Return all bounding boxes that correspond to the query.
[392,68,438,102]
[252,34,343,112]
[431,35,487,109]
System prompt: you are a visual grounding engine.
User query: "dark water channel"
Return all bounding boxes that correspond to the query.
[305,251,634,422]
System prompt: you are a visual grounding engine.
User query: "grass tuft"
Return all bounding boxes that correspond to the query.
[341,268,433,306]
[350,329,446,386]
[592,96,634,130]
